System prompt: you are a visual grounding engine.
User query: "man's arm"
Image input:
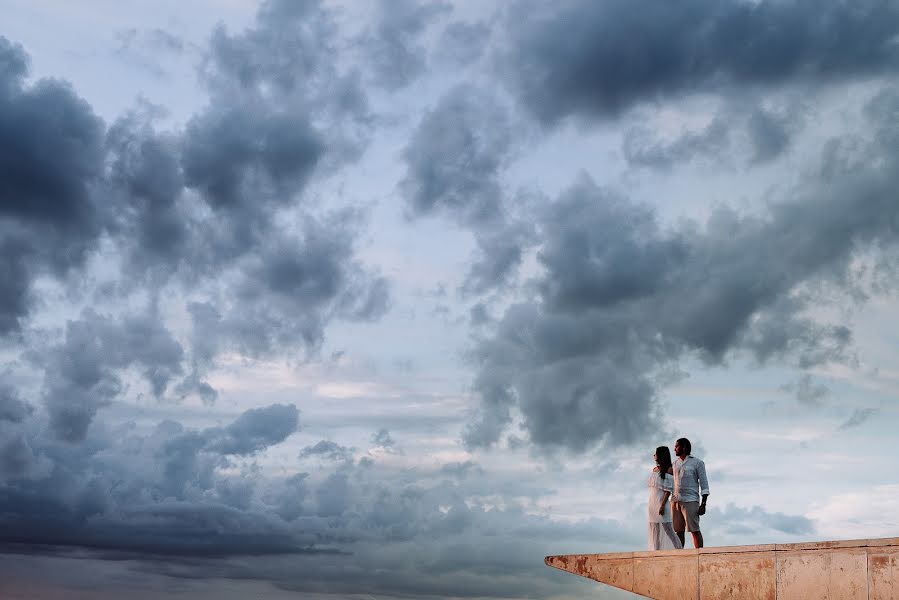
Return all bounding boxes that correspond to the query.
[697,460,710,515]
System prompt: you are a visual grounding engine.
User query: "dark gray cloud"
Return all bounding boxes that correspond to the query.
[622,98,805,170]
[90,0,376,317]
[623,116,731,170]
[439,460,483,479]
[533,184,685,314]
[0,510,625,600]
[361,0,451,90]
[838,407,878,431]
[401,84,511,226]
[174,103,330,288]
[0,403,303,557]
[469,302,491,326]
[181,107,324,212]
[299,440,353,461]
[0,37,28,84]
[466,138,899,450]
[502,0,899,124]
[0,37,106,334]
[0,491,308,558]
[1,11,387,396]
[370,428,395,448]
[819,134,870,182]
[75,0,388,371]
[747,106,793,163]
[113,28,189,78]
[148,0,388,360]
[865,87,899,150]
[0,79,104,229]
[711,503,815,537]
[781,373,830,407]
[0,401,636,599]
[37,309,185,442]
[401,84,535,293]
[202,0,334,95]
[204,404,299,456]
[369,428,403,456]
[0,384,32,423]
[202,0,370,137]
[197,213,390,358]
[435,21,491,67]
[465,298,661,452]
[0,429,48,480]
[464,217,536,295]
[105,111,189,274]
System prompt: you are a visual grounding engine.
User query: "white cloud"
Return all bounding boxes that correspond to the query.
[808,485,899,540]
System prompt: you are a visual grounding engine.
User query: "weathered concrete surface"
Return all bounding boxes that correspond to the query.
[700,548,774,599]
[633,552,697,600]
[545,537,899,599]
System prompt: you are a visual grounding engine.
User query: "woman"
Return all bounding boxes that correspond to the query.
[648,445,683,550]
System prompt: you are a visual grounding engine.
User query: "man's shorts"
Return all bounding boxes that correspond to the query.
[672,500,701,533]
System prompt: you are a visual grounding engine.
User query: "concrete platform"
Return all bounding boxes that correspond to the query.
[545,537,899,599]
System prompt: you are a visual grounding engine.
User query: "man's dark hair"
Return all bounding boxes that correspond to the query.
[676,437,692,454]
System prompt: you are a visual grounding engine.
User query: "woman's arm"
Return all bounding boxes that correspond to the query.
[659,490,671,516]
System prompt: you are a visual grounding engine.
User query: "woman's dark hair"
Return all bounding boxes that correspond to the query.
[655,446,673,480]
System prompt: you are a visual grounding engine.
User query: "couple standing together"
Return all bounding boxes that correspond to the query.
[648,437,710,551]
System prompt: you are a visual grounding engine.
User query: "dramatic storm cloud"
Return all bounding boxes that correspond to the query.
[503,0,899,123]
[0,37,106,334]
[466,142,899,450]
[0,384,31,423]
[2,1,899,598]
[401,84,511,225]
[401,84,537,293]
[0,402,303,556]
[39,309,185,442]
[361,0,452,90]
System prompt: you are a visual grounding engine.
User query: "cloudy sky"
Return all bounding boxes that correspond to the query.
[2,0,899,598]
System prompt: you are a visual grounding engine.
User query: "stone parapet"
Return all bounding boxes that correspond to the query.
[545,537,899,599]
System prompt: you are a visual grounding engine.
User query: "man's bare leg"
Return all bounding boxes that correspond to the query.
[691,531,703,548]
[673,503,686,548]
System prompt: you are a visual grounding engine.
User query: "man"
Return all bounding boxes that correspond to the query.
[672,437,709,548]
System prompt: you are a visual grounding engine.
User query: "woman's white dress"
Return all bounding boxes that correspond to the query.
[648,470,683,551]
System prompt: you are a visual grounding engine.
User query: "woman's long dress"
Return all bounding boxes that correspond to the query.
[648,470,683,551]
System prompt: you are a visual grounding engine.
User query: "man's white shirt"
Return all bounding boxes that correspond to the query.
[673,455,709,502]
